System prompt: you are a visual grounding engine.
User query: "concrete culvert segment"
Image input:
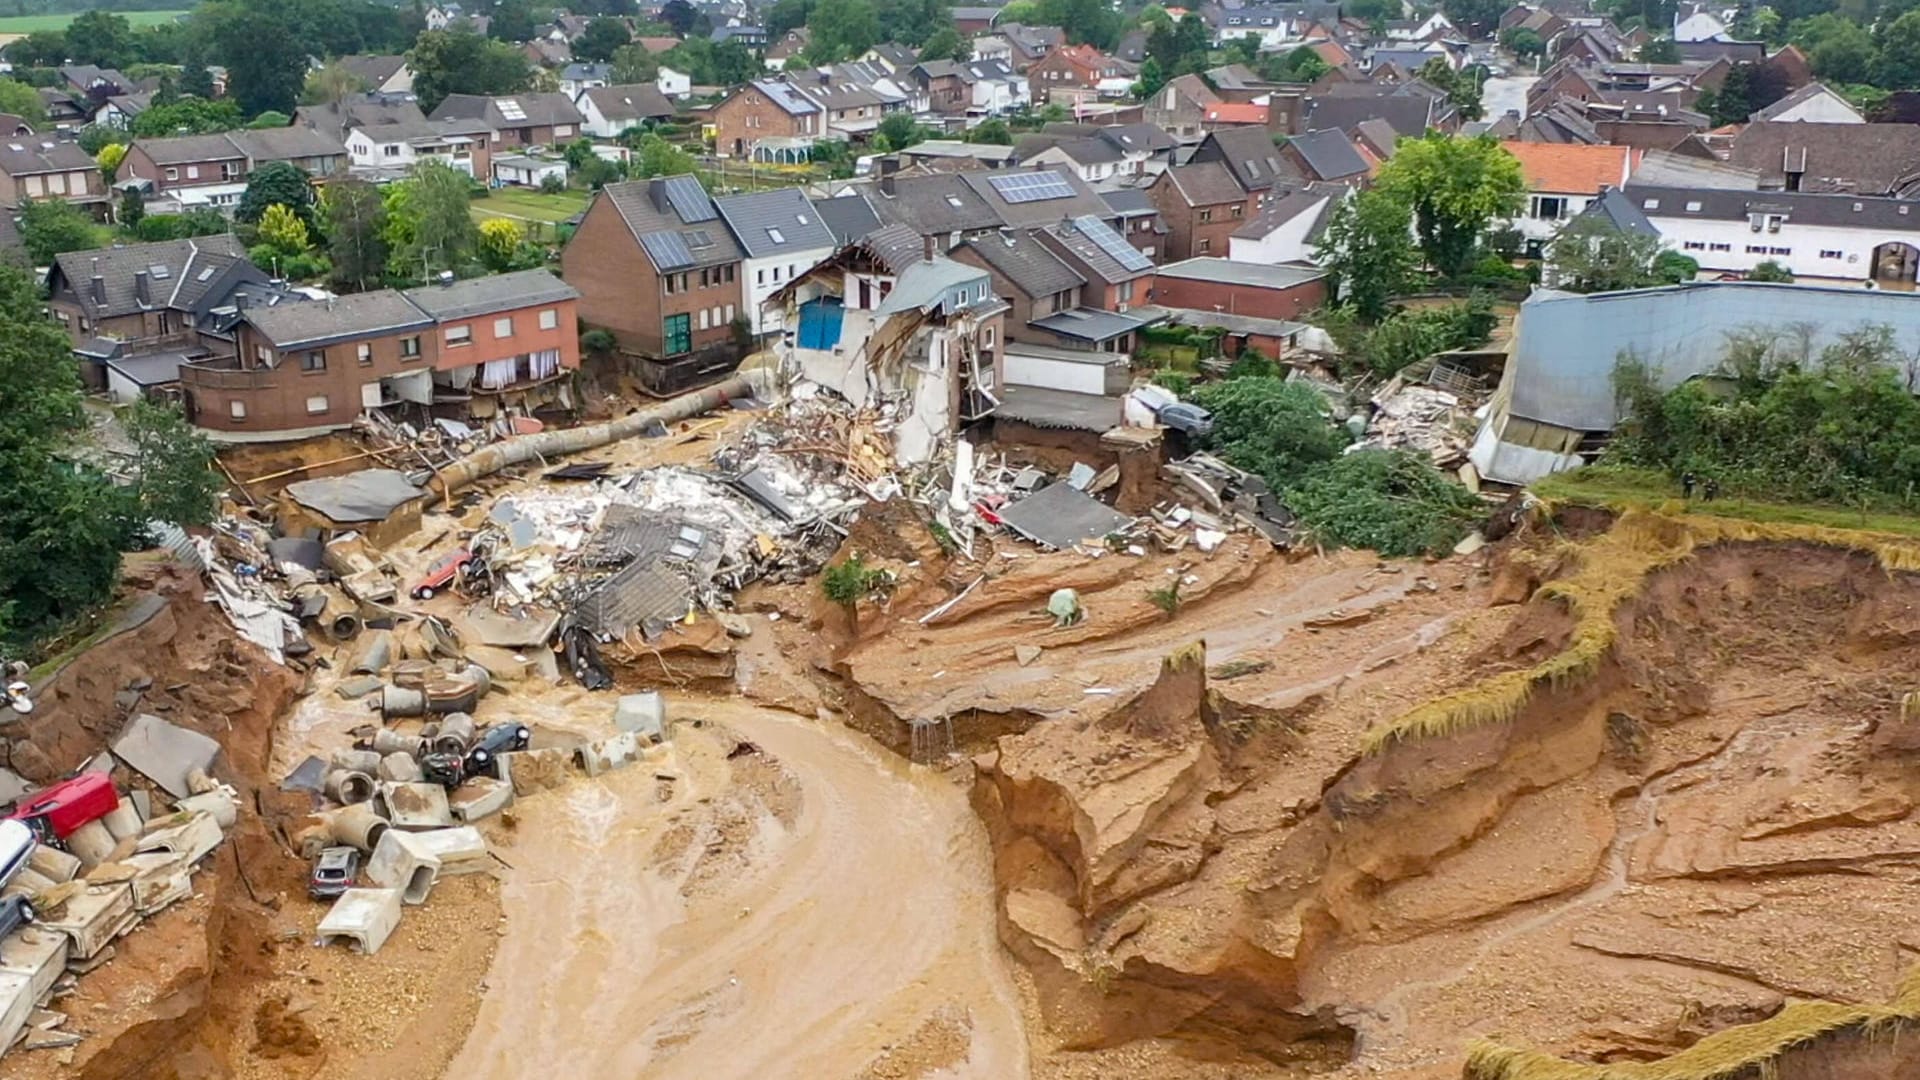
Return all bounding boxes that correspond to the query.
[323,769,375,806]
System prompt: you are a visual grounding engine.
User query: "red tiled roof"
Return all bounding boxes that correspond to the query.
[1500,140,1640,194]
[1204,102,1269,125]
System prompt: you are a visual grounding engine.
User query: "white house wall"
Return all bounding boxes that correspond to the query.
[745,247,833,335]
[1646,210,1913,282]
[1766,94,1864,124]
[1003,351,1110,394]
[1228,192,1332,264]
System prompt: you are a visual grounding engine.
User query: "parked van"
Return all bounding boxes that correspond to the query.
[11,773,117,843]
[0,820,36,889]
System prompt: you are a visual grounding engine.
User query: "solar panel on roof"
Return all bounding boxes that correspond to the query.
[497,99,527,121]
[663,175,717,222]
[1072,215,1152,273]
[638,229,696,271]
[989,172,1075,204]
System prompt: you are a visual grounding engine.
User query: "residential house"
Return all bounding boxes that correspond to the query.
[94,92,154,130]
[959,163,1116,229]
[1150,161,1257,259]
[898,140,1023,170]
[973,24,1065,73]
[777,243,1006,462]
[1628,184,1920,288]
[810,191,885,245]
[1750,82,1864,124]
[577,84,677,138]
[1278,128,1369,184]
[710,24,769,48]
[427,94,585,148]
[796,75,908,141]
[1016,134,1129,183]
[1728,121,1920,195]
[915,60,974,119]
[1502,141,1641,253]
[863,43,921,74]
[1146,74,1221,140]
[952,223,1154,354]
[343,119,493,178]
[1673,6,1730,41]
[295,95,430,143]
[711,79,823,160]
[1203,102,1270,130]
[766,28,811,68]
[401,270,582,403]
[1229,182,1344,264]
[1026,44,1126,106]
[1035,214,1156,315]
[339,55,414,95]
[1099,187,1165,259]
[1151,258,1328,320]
[1208,4,1328,48]
[0,138,107,213]
[1189,127,1301,195]
[525,38,573,68]
[1115,29,1148,63]
[868,167,1008,255]
[953,6,1004,34]
[49,235,271,388]
[59,65,135,105]
[658,66,693,98]
[38,88,88,131]
[957,59,1029,116]
[1299,80,1458,138]
[560,63,614,98]
[121,129,349,212]
[560,176,747,393]
[714,186,837,338]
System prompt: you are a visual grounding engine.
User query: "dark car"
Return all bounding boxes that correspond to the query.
[309,846,360,901]
[1155,402,1215,439]
[0,895,32,939]
[464,722,532,776]
[419,751,467,789]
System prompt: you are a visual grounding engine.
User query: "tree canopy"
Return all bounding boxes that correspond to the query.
[409,29,534,113]
[1314,189,1417,321]
[1375,133,1525,279]
[1548,215,1699,292]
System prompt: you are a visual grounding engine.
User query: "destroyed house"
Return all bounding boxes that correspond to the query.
[775,247,1006,464]
[401,269,583,404]
[561,175,746,394]
[952,217,1157,355]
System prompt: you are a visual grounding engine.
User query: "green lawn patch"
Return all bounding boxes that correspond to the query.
[1535,465,1920,539]
[471,186,591,224]
[0,9,187,31]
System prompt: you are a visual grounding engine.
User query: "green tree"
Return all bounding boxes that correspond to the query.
[402,159,478,276]
[1418,57,1483,121]
[575,17,634,61]
[0,79,45,127]
[1284,449,1483,556]
[236,162,315,228]
[1548,215,1693,292]
[130,98,245,137]
[247,110,291,129]
[631,133,698,177]
[1375,132,1525,279]
[123,399,221,529]
[965,117,1012,144]
[1345,0,1397,20]
[1189,376,1349,481]
[876,111,925,150]
[919,27,970,63]
[1499,26,1545,57]
[1875,11,1920,89]
[822,553,885,628]
[1038,0,1121,49]
[1133,56,1168,98]
[767,0,815,36]
[478,217,525,272]
[1640,36,1680,62]
[323,177,389,293]
[1137,3,1174,30]
[409,29,534,112]
[1314,189,1418,321]
[6,31,67,70]
[811,0,880,59]
[1746,259,1795,282]
[257,203,310,255]
[181,60,216,100]
[1808,21,1875,83]
[214,7,307,117]
[302,62,372,106]
[610,43,662,84]
[1441,0,1506,36]
[489,0,538,43]
[19,199,100,265]
[96,142,126,183]
[1225,32,1261,66]
[878,0,947,48]
[64,11,134,68]
[1261,46,1330,83]
[119,187,146,229]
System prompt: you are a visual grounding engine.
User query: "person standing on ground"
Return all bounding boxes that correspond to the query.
[1681,470,1697,499]
[1704,477,1719,501]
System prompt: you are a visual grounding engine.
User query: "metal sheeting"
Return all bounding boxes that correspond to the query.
[639,228,697,272]
[997,482,1134,550]
[284,469,425,523]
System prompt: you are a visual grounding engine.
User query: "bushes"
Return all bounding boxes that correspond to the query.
[1341,293,1498,378]
[1284,449,1484,556]
[1189,376,1347,482]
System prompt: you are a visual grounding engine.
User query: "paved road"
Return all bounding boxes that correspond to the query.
[1482,75,1538,121]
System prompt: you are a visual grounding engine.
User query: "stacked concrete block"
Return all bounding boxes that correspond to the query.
[363,832,441,905]
[316,888,403,955]
[408,827,488,877]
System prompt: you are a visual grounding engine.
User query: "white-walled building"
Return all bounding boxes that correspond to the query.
[344,120,489,176]
[576,84,676,139]
[1503,141,1642,254]
[1628,184,1920,287]
[657,67,692,98]
[715,187,838,338]
[1750,82,1864,124]
[1229,185,1344,265]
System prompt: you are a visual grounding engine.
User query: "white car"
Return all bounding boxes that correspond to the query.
[0,819,37,889]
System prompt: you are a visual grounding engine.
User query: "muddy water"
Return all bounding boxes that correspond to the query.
[446,697,1029,1079]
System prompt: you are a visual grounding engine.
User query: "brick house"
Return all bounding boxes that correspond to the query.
[121,128,348,212]
[1145,74,1221,140]
[1035,215,1155,314]
[561,175,747,393]
[952,219,1155,353]
[1026,44,1117,106]
[1152,258,1328,320]
[426,93,585,148]
[179,269,581,439]
[0,138,106,214]
[1149,161,1256,260]
[914,60,973,118]
[711,79,822,159]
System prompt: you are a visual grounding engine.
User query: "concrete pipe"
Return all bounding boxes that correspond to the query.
[378,752,423,783]
[100,797,143,841]
[378,685,428,718]
[430,374,761,503]
[329,748,385,775]
[371,728,426,758]
[64,819,116,868]
[175,789,239,830]
[460,665,492,699]
[350,630,394,676]
[433,713,476,756]
[321,588,363,642]
[326,802,390,853]
[324,769,377,806]
[4,867,54,898]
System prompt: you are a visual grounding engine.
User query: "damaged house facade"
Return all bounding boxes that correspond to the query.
[772,224,1006,464]
[177,269,581,440]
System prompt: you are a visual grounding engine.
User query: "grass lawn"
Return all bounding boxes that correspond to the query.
[1534,465,1920,539]
[0,9,187,31]
[470,186,592,224]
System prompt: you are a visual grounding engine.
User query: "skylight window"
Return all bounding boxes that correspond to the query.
[945,195,964,207]
[767,226,786,243]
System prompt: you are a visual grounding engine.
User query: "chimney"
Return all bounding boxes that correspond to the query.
[134,270,150,305]
[879,172,897,196]
[648,176,671,212]
[235,293,249,311]
[90,258,105,305]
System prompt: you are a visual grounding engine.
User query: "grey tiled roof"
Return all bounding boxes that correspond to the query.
[230,126,350,162]
[135,133,245,166]
[294,96,429,141]
[1624,183,1920,231]
[1161,161,1247,207]
[1030,306,1154,343]
[1099,187,1156,216]
[714,187,836,258]
[580,84,675,123]
[871,172,1003,236]
[810,193,883,246]
[339,55,408,85]
[1728,121,1920,195]
[1287,128,1368,181]
[1039,216,1150,283]
[962,231,1084,299]
[243,290,433,349]
[958,165,1111,228]
[599,177,744,271]
[51,235,255,321]
[859,223,927,273]
[402,269,579,321]
[1193,127,1298,192]
[0,136,93,178]
[429,93,585,130]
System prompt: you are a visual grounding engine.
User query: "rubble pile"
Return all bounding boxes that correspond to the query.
[1350,374,1485,469]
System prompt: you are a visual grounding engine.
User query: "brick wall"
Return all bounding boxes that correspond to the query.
[560,196,743,359]
[187,323,437,435]
[711,87,812,159]
[1150,274,1327,320]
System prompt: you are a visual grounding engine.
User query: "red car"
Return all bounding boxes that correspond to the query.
[411,549,474,600]
[10,773,118,842]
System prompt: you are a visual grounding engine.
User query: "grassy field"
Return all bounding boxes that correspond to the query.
[0,9,188,31]
[1533,465,1920,539]
[471,186,592,224]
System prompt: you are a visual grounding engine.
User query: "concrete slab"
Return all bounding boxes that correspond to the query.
[375,782,452,830]
[612,692,666,742]
[122,851,194,916]
[498,748,572,796]
[578,730,645,777]
[457,605,560,649]
[27,847,79,885]
[135,810,223,865]
[316,888,402,955]
[111,713,222,800]
[465,644,534,683]
[363,832,440,905]
[407,826,488,876]
[0,971,33,1062]
[448,777,513,823]
[38,884,137,960]
[0,928,69,1004]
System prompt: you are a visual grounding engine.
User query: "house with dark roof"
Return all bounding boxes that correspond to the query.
[952,216,1161,357]
[715,187,837,338]
[0,136,107,213]
[1229,182,1346,264]
[810,192,884,246]
[1728,121,1920,195]
[1189,127,1301,194]
[338,55,414,95]
[1098,187,1167,258]
[342,118,494,179]
[710,78,824,160]
[1749,82,1864,125]
[1301,80,1458,138]
[560,62,615,98]
[121,129,349,212]
[561,176,747,392]
[1150,160,1258,260]
[973,24,1066,72]
[577,84,677,138]
[1015,133,1129,183]
[37,87,87,131]
[295,95,430,142]
[1035,214,1156,315]
[1279,128,1370,183]
[1146,73,1222,140]
[427,93,585,148]
[869,168,1006,255]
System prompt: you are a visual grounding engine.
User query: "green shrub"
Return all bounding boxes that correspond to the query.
[1226,348,1278,380]
[1284,450,1483,556]
[1189,376,1347,481]
[1152,369,1193,395]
